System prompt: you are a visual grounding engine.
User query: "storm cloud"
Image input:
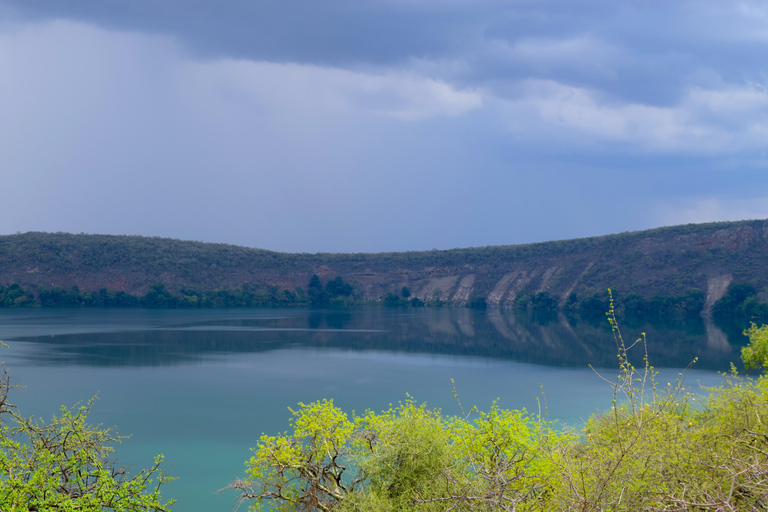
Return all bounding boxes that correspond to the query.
[2,1,768,252]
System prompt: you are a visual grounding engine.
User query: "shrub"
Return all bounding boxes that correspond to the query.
[0,348,174,511]
[742,323,768,370]
[227,397,563,511]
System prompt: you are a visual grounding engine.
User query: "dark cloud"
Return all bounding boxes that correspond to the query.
[6,0,768,107]
[1,0,489,63]
[2,1,768,251]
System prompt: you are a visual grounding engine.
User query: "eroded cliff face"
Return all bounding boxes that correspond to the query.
[2,219,768,312]
[703,275,732,317]
[293,220,768,309]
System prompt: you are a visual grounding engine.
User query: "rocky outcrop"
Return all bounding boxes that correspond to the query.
[703,275,732,318]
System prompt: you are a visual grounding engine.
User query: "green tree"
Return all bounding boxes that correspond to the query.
[228,398,561,511]
[409,297,424,307]
[308,275,328,307]
[141,284,179,308]
[383,293,404,307]
[0,401,174,511]
[227,399,357,512]
[742,323,768,370]
[712,283,757,322]
[0,345,175,511]
[326,277,353,299]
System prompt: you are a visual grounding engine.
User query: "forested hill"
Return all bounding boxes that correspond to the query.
[2,220,768,318]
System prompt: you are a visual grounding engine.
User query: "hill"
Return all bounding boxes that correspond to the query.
[1,220,768,320]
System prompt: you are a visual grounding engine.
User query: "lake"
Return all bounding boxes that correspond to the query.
[0,307,737,511]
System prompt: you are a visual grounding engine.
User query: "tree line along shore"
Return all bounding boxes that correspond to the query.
[1,219,768,331]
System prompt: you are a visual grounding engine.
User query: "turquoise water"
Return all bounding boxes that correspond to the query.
[0,308,733,511]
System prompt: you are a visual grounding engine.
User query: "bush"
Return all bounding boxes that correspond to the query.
[742,323,768,370]
[227,397,563,511]
[0,350,174,511]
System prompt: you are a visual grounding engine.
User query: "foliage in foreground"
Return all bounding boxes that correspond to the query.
[230,311,768,511]
[0,362,174,511]
[227,397,564,512]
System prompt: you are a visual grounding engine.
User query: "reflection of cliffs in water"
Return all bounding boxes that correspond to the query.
[10,308,739,370]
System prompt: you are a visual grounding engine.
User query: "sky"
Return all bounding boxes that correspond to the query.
[2,0,768,253]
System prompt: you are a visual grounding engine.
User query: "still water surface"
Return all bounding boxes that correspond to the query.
[0,308,736,511]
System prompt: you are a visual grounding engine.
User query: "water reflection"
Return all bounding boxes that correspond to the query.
[0,307,740,370]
